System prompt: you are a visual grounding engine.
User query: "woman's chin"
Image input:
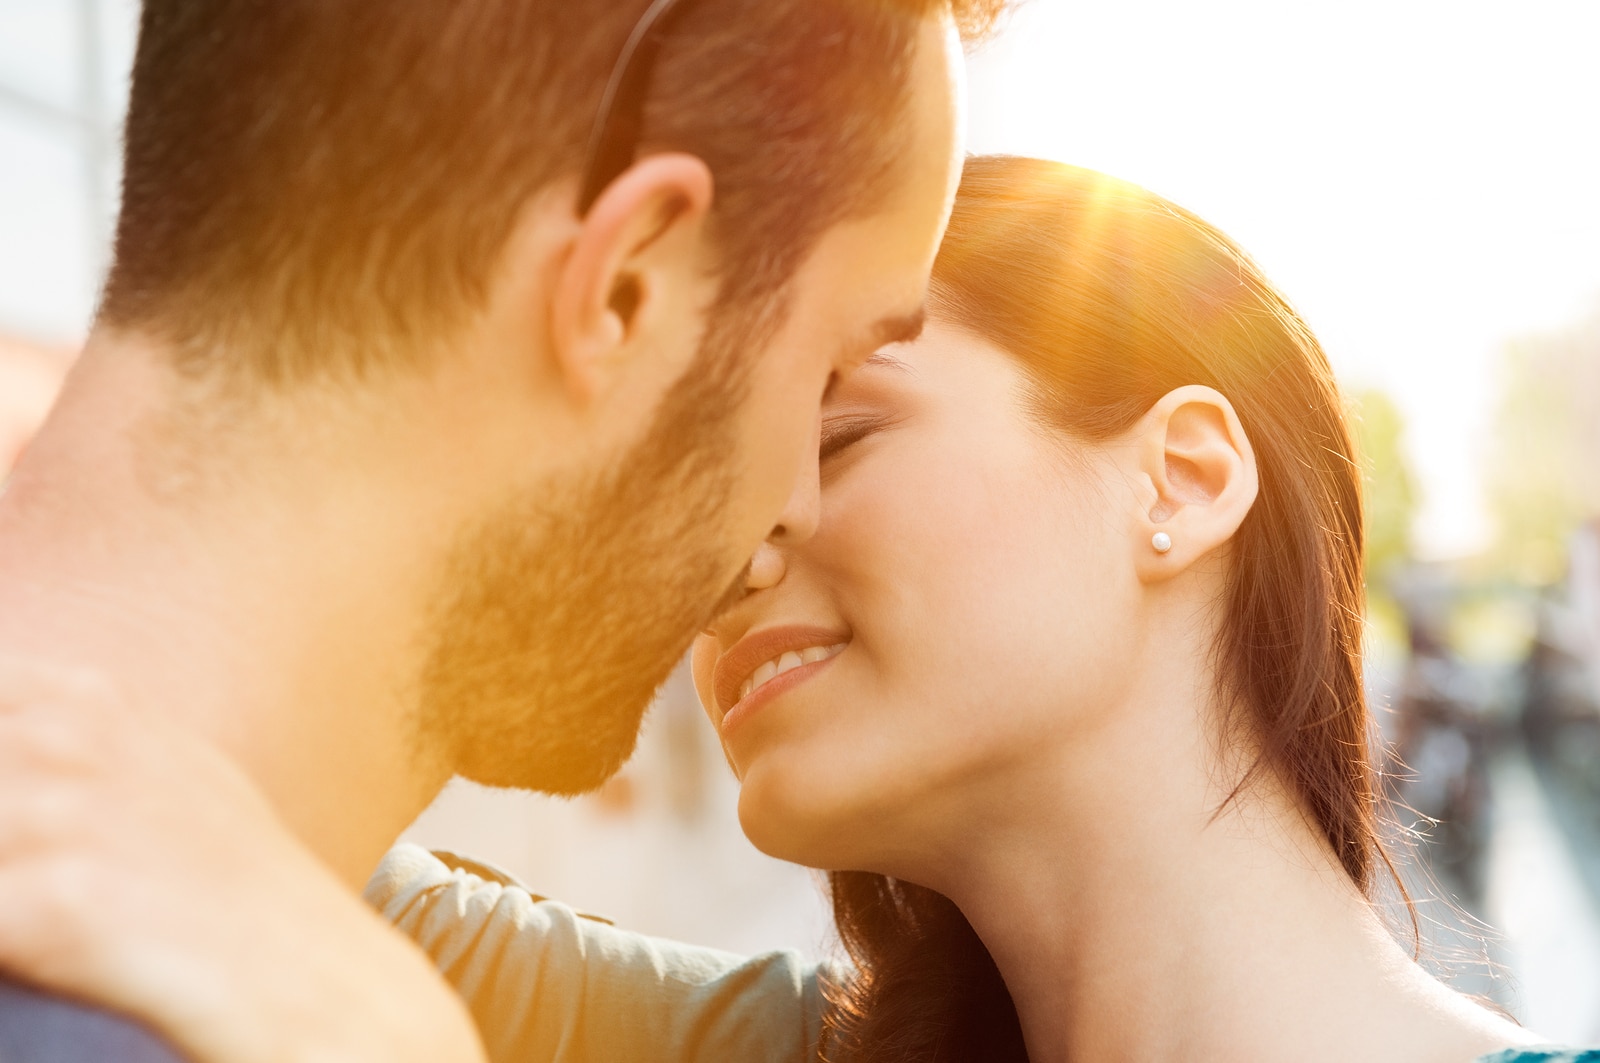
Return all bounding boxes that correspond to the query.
[735,766,880,870]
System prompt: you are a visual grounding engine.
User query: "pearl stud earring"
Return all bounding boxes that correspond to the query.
[1151,531,1172,554]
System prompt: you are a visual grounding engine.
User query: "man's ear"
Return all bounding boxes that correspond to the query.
[1131,385,1259,584]
[549,153,714,405]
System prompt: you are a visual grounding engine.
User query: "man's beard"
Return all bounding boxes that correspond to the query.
[412,309,765,795]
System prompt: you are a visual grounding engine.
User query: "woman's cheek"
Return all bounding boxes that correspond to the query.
[907,455,1042,568]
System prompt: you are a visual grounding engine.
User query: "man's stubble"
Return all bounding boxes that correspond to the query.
[413,301,773,795]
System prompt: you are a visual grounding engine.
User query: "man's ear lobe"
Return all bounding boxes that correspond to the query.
[549,152,714,404]
[1134,385,1259,581]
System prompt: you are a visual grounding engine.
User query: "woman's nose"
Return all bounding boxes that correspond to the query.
[744,540,787,592]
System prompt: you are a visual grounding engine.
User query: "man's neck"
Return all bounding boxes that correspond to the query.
[0,336,449,888]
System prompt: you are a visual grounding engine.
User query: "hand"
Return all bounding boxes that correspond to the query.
[0,658,486,1063]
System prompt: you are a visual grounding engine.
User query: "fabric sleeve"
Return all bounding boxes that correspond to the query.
[365,844,831,1063]
[0,979,190,1063]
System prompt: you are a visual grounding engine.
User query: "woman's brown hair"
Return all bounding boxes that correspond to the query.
[820,155,1398,1061]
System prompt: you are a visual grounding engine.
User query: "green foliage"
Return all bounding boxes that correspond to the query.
[1487,304,1600,584]
[1351,387,1417,586]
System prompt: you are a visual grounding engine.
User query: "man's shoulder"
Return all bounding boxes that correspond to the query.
[0,979,187,1063]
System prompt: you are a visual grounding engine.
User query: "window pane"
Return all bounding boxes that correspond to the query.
[0,0,80,113]
[0,115,96,341]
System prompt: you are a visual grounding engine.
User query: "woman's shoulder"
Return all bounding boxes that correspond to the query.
[1476,1049,1600,1063]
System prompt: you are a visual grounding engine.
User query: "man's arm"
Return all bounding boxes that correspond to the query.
[368,845,831,1063]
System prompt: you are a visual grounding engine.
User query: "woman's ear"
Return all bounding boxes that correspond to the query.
[1131,385,1258,584]
[548,152,714,405]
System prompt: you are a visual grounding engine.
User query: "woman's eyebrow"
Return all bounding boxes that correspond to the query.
[863,349,914,372]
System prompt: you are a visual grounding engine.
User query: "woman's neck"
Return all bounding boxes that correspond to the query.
[916,663,1529,1063]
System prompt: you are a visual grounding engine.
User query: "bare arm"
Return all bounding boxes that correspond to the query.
[0,659,486,1063]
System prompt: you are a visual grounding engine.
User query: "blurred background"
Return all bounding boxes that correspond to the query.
[4,0,1599,1041]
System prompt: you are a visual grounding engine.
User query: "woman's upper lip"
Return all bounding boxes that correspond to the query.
[713,624,849,716]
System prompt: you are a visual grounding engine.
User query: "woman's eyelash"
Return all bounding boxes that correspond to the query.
[819,417,886,462]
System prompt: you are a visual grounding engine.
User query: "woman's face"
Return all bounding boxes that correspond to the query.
[691,321,1150,873]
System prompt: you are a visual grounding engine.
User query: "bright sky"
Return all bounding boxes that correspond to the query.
[964,0,1600,559]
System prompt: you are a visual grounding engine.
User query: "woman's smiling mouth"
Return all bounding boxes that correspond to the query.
[713,625,850,732]
[735,643,847,702]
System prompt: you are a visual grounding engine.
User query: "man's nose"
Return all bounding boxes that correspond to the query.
[746,435,822,593]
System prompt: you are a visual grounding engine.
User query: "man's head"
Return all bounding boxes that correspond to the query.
[96,0,1001,794]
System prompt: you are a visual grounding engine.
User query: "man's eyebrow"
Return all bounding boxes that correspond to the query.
[869,308,926,349]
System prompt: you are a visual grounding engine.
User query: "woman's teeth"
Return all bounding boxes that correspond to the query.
[737,643,846,702]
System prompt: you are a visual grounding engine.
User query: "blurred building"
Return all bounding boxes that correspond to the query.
[0,2,130,343]
[1571,521,1600,686]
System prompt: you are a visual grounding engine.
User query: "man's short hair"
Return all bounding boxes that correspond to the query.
[100,0,1004,382]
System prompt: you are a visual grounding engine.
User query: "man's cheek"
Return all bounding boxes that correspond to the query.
[690,639,719,721]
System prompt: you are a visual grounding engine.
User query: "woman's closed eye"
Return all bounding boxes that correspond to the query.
[819,415,890,464]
